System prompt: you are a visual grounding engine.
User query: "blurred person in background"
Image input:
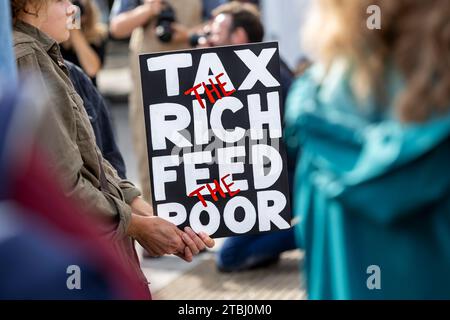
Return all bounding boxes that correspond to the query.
[109,0,202,205]
[10,0,214,298]
[205,1,298,273]
[60,0,108,86]
[285,0,450,299]
[208,1,294,103]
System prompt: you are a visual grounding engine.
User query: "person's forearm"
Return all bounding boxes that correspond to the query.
[130,196,154,217]
[110,4,154,39]
[70,31,101,77]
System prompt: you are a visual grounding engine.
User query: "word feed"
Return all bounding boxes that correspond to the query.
[139,42,291,238]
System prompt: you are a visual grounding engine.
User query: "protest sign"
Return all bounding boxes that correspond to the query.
[139,42,291,238]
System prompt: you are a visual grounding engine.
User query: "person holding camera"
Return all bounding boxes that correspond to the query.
[109,0,202,206]
[60,0,108,86]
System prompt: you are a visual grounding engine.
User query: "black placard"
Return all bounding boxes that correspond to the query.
[139,42,291,238]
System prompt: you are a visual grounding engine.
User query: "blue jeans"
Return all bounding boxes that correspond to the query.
[216,228,297,272]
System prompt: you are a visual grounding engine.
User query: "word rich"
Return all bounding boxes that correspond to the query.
[139,42,291,238]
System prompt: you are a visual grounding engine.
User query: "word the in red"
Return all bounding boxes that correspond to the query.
[188,174,241,207]
[184,73,236,109]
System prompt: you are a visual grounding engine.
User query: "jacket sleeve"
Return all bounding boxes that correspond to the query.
[102,156,142,205]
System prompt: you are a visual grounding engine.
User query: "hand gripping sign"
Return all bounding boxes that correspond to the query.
[139,42,291,238]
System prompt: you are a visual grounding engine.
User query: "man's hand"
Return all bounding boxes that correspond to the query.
[127,214,184,257]
[127,197,216,261]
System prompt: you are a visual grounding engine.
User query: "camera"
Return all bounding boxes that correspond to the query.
[189,31,210,47]
[155,1,177,43]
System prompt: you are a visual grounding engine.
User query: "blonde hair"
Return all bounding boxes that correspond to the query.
[78,0,107,45]
[304,0,450,123]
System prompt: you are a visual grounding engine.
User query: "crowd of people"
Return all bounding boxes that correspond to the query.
[1,0,450,299]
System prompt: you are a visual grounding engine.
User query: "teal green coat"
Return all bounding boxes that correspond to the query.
[284,63,450,299]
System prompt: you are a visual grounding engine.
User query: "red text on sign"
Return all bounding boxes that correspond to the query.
[184,73,236,109]
[188,174,241,207]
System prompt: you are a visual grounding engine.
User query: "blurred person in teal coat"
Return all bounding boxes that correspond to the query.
[285,0,450,299]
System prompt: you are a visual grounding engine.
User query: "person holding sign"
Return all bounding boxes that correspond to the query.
[139,1,295,273]
[141,41,293,237]
[11,0,214,298]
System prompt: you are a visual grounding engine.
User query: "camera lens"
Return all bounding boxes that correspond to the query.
[156,3,176,43]
[156,23,172,43]
[189,33,209,47]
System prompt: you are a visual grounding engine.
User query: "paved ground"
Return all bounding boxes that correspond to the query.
[97,40,305,299]
[154,250,306,300]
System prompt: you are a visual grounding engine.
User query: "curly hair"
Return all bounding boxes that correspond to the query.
[304,0,450,123]
[77,0,107,45]
[10,0,50,23]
